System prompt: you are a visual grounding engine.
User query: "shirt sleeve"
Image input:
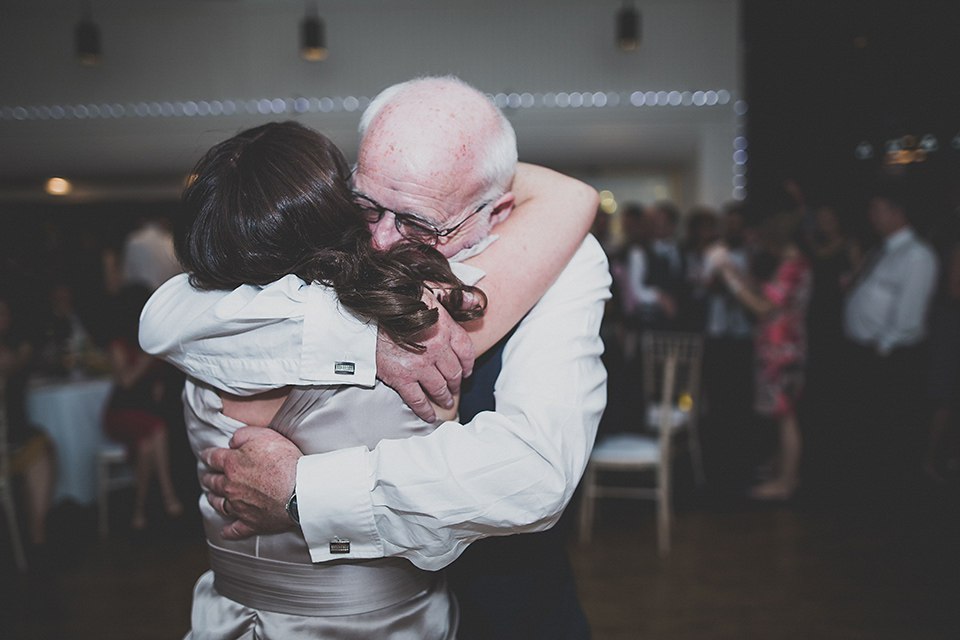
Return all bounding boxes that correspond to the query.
[877,246,938,355]
[139,273,378,395]
[297,236,611,569]
[627,246,661,305]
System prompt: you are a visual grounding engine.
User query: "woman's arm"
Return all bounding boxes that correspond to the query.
[720,262,774,317]
[462,163,598,353]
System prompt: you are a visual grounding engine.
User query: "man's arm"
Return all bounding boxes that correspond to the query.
[206,238,611,568]
[877,247,938,355]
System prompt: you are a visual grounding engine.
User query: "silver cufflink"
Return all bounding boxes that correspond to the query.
[334,361,356,375]
[330,538,350,554]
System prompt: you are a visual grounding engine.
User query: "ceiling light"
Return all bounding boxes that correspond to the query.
[46,177,72,195]
[76,4,101,66]
[617,2,640,51]
[301,7,327,61]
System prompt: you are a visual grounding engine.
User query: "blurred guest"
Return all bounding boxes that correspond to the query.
[843,185,938,485]
[808,204,861,323]
[719,212,812,499]
[804,204,861,398]
[38,283,93,377]
[682,206,720,331]
[643,200,686,328]
[121,216,182,292]
[800,202,862,483]
[923,218,960,482]
[102,285,182,530]
[615,202,677,325]
[1,296,55,547]
[699,203,756,488]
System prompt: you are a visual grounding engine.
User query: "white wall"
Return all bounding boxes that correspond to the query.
[0,0,742,205]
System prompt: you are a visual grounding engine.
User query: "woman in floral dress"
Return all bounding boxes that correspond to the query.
[719,211,812,500]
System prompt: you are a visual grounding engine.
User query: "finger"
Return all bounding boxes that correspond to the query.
[435,351,464,395]
[229,425,273,449]
[201,472,228,497]
[419,370,454,410]
[397,383,436,423]
[207,493,229,516]
[221,520,257,540]
[201,446,231,473]
[449,327,475,378]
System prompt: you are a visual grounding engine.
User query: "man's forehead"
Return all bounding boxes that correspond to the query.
[355,157,487,225]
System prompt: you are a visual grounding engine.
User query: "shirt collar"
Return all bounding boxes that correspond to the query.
[449,234,499,263]
[446,234,498,287]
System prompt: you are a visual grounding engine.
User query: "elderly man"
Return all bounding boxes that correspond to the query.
[142,77,609,638]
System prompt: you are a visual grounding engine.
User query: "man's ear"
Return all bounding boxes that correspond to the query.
[488,191,515,228]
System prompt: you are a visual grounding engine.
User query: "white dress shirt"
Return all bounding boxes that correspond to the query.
[140,237,610,570]
[844,226,938,355]
[626,245,661,306]
[141,273,380,393]
[122,222,183,291]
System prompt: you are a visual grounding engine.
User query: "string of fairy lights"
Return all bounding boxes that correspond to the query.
[2,89,746,200]
[0,90,735,122]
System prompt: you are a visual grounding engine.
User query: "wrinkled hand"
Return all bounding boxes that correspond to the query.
[200,426,302,540]
[376,290,474,422]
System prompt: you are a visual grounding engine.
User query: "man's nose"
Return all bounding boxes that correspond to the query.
[370,216,403,250]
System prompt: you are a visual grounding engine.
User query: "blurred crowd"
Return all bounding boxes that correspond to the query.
[2,215,191,556]
[593,180,960,499]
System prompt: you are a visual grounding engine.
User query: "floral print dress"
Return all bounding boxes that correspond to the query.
[754,253,812,418]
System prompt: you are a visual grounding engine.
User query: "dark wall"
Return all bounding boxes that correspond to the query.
[743,0,960,232]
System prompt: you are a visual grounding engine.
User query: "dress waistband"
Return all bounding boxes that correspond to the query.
[208,543,433,616]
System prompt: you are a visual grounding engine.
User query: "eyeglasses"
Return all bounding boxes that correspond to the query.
[353,192,490,247]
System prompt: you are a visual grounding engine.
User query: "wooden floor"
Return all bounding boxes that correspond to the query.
[2,479,957,639]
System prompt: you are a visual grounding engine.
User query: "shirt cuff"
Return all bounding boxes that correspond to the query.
[301,285,378,387]
[297,447,384,563]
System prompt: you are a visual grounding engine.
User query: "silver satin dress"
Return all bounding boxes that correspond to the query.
[183,380,458,640]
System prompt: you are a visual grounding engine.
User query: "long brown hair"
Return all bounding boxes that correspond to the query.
[176,121,484,348]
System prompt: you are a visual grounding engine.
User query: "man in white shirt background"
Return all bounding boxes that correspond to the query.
[121,215,182,292]
[141,77,609,639]
[843,183,937,488]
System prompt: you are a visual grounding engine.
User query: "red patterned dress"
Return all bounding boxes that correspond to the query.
[754,253,812,418]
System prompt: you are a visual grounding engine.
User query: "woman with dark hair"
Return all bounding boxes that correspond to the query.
[102,284,183,530]
[175,121,485,639]
[718,211,812,500]
[176,121,481,343]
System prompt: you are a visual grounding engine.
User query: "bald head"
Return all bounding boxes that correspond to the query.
[354,77,518,257]
[359,77,517,193]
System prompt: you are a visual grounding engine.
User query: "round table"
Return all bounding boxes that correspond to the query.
[26,376,114,505]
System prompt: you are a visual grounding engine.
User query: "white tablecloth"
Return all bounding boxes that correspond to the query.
[25,376,114,505]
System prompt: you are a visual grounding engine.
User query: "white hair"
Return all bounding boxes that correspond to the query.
[359,76,518,193]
